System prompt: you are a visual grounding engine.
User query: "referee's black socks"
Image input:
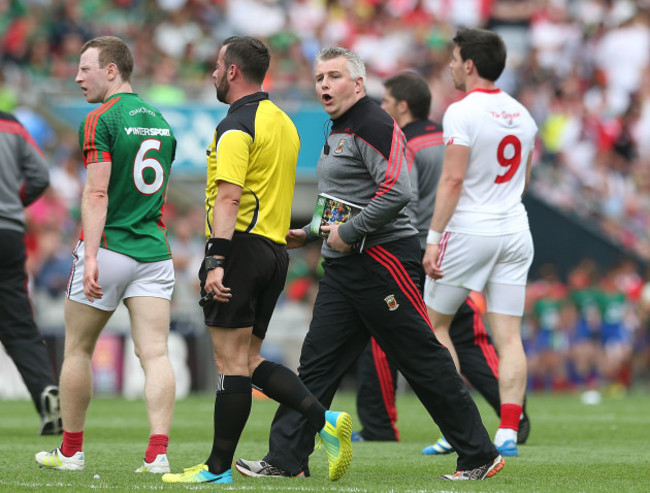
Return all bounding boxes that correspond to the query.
[206,375,252,474]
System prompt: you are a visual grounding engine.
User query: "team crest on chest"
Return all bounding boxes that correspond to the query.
[334,139,346,154]
[384,294,399,311]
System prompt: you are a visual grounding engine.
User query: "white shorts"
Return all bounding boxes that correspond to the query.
[424,230,533,316]
[66,242,175,311]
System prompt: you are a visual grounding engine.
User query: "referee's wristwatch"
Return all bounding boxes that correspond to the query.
[204,256,226,271]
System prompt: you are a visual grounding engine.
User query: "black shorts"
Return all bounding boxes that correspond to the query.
[199,231,288,338]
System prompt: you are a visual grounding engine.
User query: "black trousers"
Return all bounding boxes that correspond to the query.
[264,236,497,473]
[356,295,501,441]
[0,229,57,415]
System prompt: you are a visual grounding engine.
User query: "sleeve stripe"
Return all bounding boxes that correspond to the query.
[407,133,444,151]
[83,97,119,164]
[405,132,444,170]
[330,127,405,198]
[375,122,405,198]
[0,120,44,157]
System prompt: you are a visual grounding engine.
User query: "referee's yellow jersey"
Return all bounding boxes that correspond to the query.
[205,92,299,245]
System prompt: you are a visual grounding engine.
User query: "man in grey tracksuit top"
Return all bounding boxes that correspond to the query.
[242,48,503,481]
[0,110,61,435]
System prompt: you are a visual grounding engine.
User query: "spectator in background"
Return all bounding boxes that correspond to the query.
[525,264,571,391]
[567,259,602,389]
[597,262,635,393]
[0,69,19,112]
[0,109,61,436]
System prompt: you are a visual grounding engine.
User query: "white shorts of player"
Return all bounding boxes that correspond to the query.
[66,241,174,311]
[424,230,533,317]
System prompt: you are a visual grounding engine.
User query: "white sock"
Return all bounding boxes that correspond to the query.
[494,427,517,447]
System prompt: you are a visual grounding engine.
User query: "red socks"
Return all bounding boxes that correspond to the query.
[61,430,84,457]
[499,403,523,431]
[61,430,169,462]
[145,434,169,463]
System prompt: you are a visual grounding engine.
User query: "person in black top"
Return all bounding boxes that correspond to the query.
[0,111,61,436]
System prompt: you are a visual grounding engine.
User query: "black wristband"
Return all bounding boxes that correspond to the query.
[206,237,231,257]
[204,256,226,271]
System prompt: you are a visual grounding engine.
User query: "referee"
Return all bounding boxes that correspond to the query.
[163,36,351,485]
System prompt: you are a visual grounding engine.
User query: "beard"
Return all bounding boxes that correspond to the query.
[216,75,229,104]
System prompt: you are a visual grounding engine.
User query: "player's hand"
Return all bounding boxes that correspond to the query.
[83,257,103,302]
[286,228,307,249]
[204,266,231,303]
[321,224,351,253]
[422,243,444,279]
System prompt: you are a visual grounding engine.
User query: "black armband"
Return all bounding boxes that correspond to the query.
[206,237,231,257]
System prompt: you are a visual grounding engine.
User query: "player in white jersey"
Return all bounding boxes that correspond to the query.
[422,28,537,458]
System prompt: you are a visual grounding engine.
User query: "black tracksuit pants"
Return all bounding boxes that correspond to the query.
[0,230,57,415]
[264,236,497,473]
[356,294,501,441]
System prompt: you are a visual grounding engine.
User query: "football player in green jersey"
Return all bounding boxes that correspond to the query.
[36,36,177,474]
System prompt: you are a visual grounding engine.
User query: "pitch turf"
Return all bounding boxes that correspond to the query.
[1,390,650,491]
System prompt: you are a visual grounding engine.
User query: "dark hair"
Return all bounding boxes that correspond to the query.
[81,36,133,82]
[452,28,506,82]
[222,36,270,85]
[383,72,431,120]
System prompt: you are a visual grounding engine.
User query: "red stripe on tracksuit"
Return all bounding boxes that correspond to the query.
[408,133,444,152]
[375,123,405,198]
[370,338,400,440]
[466,296,499,378]
[0,121,45,157]
[405,133,444,172]
[366,245,431,328]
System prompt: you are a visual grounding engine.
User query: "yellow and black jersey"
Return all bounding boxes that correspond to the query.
[205,92,299,245]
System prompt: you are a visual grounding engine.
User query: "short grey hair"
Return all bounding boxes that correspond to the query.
[315,47,366,88]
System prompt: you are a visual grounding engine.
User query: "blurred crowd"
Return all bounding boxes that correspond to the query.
[2,0,650,390]
[523,258,650,394]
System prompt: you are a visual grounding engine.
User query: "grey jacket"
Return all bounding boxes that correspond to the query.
[311,96,417,259]
[402,119,445,250]
[0,111,49,232]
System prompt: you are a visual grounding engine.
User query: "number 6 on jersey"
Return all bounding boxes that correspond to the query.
[134,138,165,194]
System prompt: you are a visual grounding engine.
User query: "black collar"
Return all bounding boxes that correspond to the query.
[228,92,269,114]
[332,95,371,124]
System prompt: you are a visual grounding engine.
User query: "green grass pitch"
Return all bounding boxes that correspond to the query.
[2,390,650,491]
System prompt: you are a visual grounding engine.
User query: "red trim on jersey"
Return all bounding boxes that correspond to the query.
[366,245,431,328]
[0,120,44,157]
[466,296,499,377]
[371,338,400,440]
[157,206,172,258]
[467,88,501,95]
[437,231,451,268]
[83,97,119,165]
[65,242,80,297]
